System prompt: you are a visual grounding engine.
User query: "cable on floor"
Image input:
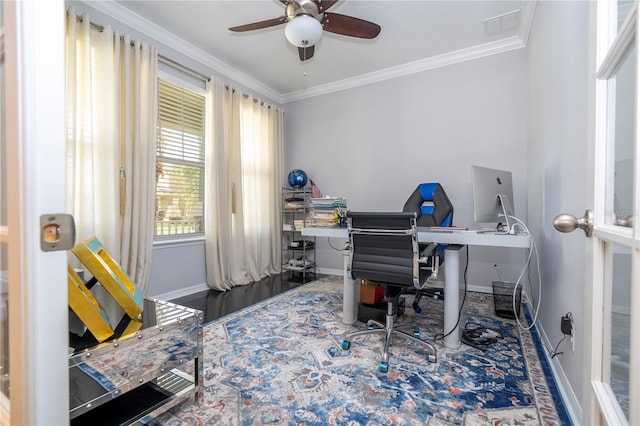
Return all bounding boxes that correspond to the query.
[461,320,503,351]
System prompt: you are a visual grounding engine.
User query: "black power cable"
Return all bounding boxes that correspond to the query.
[548,335,566,359]
[461,320,503,350]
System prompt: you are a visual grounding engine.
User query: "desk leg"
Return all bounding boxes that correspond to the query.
[444,245,463,348]
[342,249,358,325]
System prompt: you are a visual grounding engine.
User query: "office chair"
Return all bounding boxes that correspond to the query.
[341,212,437,373]
[402,183,454,312]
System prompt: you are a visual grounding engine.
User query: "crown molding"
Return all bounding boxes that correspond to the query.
[518,0,537,46]
[281,35,525,103]
[83,0,285,104]
[283,1,536,103]
[82,0,536,105]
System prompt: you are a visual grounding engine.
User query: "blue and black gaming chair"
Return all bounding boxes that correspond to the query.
[402,183,454,312]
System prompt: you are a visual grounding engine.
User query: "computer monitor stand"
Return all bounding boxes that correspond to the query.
[497,194,516,234]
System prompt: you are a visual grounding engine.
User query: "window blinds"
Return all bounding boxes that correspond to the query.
[155,78,206,235]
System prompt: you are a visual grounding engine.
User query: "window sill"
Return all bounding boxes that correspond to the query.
[153,235,205,248]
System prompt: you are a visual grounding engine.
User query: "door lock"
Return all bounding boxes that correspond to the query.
[40,213,75,251]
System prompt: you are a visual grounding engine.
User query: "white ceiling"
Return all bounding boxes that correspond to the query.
[91,1,533,103]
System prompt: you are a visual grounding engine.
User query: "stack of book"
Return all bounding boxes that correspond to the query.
[283,196,306,211]
[309,197,348,227]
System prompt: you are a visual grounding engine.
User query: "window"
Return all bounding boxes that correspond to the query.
[155,78,205,237]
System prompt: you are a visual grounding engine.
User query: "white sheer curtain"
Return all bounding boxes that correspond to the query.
[66,7,157,295]
[204,77,283,291]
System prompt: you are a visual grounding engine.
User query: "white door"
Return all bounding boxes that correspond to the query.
[583,1,639,424]
[1,0,68,424]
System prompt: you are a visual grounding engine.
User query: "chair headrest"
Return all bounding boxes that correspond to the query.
[402,183,454,227]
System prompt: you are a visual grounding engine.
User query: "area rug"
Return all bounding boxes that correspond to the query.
[151,275,571,425]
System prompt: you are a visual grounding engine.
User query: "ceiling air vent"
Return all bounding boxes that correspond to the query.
[484,9,521,36]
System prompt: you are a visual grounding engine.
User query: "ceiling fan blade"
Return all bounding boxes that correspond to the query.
[321,13,381,39]
[318,0,339,12]
[229,16,287,32]
[298,45,315,61]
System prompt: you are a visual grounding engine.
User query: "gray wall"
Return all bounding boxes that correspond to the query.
[526,1,589,421]
[285,49,529,288]
[148,241,207,297]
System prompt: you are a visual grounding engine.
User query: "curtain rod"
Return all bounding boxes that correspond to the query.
[73,12,210,83]
[72,10,279,111]
[158,55,210,82]
[224,86,271,108]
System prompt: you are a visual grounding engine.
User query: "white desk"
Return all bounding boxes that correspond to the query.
[301,226,531,348]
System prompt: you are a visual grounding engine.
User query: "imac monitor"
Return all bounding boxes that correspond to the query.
[471,166,515,233]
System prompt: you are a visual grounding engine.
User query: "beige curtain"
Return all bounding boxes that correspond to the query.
[204,77,284,290]
[66,7,157,296]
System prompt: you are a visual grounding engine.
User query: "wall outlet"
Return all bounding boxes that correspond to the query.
[561,313,575,352]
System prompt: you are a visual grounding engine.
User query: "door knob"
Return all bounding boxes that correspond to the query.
[553,209,593,238]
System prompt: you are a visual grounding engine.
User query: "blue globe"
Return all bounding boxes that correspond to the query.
[288,169,308,188]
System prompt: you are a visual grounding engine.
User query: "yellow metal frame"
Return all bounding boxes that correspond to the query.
[72,237,143,318]
[67,266,114,342]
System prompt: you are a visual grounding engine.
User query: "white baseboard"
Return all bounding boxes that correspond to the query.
[316,268,344,277]
[151,282,209,301]
[467,283,493,294]
[524,298,583,425]
[316,273,496,296]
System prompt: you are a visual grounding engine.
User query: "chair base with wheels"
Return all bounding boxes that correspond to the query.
[342,286,437,373]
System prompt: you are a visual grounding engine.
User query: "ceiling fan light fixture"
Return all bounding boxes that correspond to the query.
[284,15,323,47]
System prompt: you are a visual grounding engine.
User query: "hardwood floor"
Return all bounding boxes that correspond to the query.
[170,273,323,323]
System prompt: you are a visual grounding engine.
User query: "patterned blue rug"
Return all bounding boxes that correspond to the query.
[153,275,570,425]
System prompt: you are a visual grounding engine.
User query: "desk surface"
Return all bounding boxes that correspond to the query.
[301,226,531,249]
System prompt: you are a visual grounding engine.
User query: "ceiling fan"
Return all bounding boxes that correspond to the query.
[229,0,381,61]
